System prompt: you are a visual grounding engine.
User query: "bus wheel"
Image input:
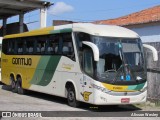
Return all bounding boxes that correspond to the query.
[10,76,16,92]
[67,86,79,107]
[16,77,25,95]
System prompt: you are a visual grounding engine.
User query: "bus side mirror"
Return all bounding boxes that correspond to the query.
[82,41,99,61]
[143,44,158,61]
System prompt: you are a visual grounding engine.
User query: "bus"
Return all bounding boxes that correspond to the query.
[1,23,158,107]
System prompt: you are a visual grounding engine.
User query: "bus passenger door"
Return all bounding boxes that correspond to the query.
[81,49,93,103]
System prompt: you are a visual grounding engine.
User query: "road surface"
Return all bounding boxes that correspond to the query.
[0,83,159,120]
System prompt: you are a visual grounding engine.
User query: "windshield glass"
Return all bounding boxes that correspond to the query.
[122,40,143,66]
[92,36,146,85]
[93,37,122,71]
[75,32,146,85]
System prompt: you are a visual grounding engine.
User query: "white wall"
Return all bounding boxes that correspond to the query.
[126,22,160,43]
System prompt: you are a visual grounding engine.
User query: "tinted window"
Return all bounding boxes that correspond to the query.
[17,38,24,54]
[62,33,75,60]
[48,35,60,55]
[2,39,8,54]
[75,32,90,51]
[83,49,94,77]
[2,33,75,58]
[36,36,47,54]
[26,38,35,54]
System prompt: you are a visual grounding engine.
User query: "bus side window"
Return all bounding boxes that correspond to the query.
[37,43,41,53]
[37,36,47,55]
[2,39,8,54]
[8,39,15,54]
[49,35,60,55]
[62,33,75,61]
[47,44,53,53]
[83,48,94,77]
[17,38,23,54]
[22,39,28,54]
[75,32,91,51]
[26,38,35,54]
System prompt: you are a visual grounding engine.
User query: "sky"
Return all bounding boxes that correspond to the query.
[0,0,160,30]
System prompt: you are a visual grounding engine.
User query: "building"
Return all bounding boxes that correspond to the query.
[0,22,29,36]
[0,0,51,36]
[95,5,160,102]
[94,5,160,43]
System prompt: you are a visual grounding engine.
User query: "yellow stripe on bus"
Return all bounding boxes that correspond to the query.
[102,83,136,92]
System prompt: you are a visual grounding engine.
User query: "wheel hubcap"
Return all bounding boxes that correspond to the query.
[17,82,22,93]
[69,91,74,101]
[11,80,15,89]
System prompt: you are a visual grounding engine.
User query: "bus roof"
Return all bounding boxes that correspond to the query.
[72,23,139,38]
[4,23,139,39]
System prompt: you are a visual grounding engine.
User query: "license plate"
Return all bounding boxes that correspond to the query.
[121,98,130,103]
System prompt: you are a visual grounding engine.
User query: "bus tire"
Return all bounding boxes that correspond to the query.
[67,86,80,107]
[16,77,25,95]
[10,76,16,92]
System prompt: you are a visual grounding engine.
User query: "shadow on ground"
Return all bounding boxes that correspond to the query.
[0,82,4,85]
[1,84,12,91]
[79,102,141,112]
[1,84,141,112]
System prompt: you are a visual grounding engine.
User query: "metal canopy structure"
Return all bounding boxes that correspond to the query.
[0,0,51,19]
[0,0,52,36]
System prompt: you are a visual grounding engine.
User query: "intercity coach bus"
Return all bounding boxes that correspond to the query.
[1,23,158,107]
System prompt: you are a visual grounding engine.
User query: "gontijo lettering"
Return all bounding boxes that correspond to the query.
[12,58,32,66]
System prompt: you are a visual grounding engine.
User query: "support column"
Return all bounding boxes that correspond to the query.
[19,13,24,33]
[3,18,7,36]
[40,7,47,28]
[19,14,24,33]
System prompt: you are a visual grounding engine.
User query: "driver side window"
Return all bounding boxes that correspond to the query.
[83,49,94,77]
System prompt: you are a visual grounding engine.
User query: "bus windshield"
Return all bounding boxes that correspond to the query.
[92,36,146,85]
